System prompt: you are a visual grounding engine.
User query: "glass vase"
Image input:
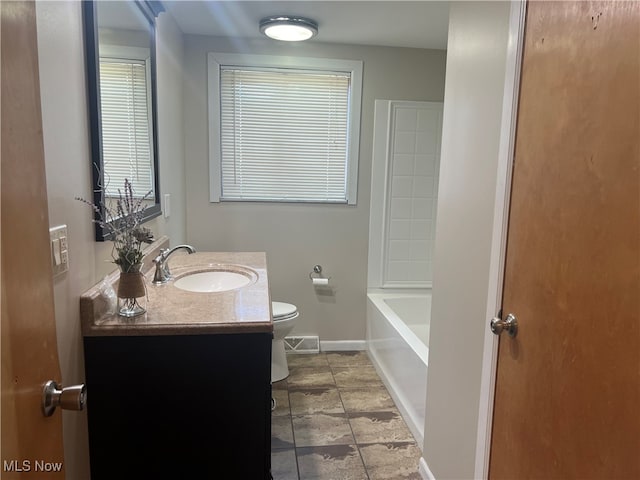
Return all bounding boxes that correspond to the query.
[117,266,147,318]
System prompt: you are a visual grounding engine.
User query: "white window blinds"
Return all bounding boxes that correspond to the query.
[219,67,351,203]
[99,59,153,197]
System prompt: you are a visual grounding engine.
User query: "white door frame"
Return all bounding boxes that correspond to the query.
[473,1,527,478]
[474,0,526,479]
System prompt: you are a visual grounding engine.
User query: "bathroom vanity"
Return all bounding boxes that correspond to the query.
[80,244,273,479]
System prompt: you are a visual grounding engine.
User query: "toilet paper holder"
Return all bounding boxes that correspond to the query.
[309,265,331,281]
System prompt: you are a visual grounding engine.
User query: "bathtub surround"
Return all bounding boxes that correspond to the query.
[367,292,430,447]
[369,100,443,288]
[366,100,441,449]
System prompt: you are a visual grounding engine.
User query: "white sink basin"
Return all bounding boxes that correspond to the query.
[173,269,254,293]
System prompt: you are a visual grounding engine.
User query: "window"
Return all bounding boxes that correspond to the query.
[208,53,363,204]
[99,46,154,198]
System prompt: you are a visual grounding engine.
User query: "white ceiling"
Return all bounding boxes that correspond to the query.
[163,1,450,50]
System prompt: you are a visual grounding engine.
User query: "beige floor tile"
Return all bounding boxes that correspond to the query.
[287,353,329,368]
[333,366,384,388]
[339,387,396,413]
[349,411,415,445]
[271,353,422,479]
[287,366,336,389]
[326,351,372,367]
[359,442,422,480]
[289,387,345,415]
[271,448,299,480]
[273,378,289,390]
[292,413,355,447]
[296,445,368,480]
[272,415,295,449]
[272,388,291,416]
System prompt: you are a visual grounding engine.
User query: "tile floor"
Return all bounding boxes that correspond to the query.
[271,351,422,480]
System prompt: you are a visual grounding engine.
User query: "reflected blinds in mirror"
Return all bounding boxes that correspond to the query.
[99,59,153,197]
[219,68,350,203]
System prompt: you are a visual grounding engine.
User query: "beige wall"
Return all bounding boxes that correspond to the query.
[183,35,446,341]
[423,2,511,478]
[155,12,187,248]
[36,3,94,478]
[35,3,185,478]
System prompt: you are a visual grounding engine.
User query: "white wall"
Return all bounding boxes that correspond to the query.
[183,35,446,342]
[35,3,185,478]
[155,12,187,247]
[423,2,511,479]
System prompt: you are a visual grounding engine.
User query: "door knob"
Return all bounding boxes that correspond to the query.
[42,380,86,417]
[490,313,518,337]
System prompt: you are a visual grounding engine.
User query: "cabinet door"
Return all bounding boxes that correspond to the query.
[84,333,272,479]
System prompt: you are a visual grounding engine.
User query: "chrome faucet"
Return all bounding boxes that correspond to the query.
[152,245,196,285]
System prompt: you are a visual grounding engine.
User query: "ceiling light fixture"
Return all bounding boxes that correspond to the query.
[259,16,318,42]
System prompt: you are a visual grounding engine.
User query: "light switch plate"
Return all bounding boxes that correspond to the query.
[164,193,171,218]
[49,225,68,276]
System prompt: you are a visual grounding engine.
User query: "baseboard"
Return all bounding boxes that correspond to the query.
[419,457,436,480]
[319,340,366,352]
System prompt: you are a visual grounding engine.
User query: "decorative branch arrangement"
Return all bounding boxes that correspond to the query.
[77,178,155,317]
[76,178,155,272]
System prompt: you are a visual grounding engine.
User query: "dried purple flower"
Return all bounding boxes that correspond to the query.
[76,178,155,272]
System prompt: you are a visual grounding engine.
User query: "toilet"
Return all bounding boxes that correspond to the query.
[271,301,299,382]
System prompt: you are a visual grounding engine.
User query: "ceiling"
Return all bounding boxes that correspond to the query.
[163,1,450,50]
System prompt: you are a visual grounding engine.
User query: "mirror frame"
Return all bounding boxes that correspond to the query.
[83,0,164,241]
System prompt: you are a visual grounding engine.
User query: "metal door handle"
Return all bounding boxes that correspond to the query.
[42,380,86,417]
[490,313,518,337]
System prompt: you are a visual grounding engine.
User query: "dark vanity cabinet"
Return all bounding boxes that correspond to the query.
[83,332,272,479]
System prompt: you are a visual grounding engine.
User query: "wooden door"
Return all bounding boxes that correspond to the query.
[489,1,640,478]
[1,1,66,477]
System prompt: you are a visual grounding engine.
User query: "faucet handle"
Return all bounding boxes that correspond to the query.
[153,248,168,264]
[152,249,170,284]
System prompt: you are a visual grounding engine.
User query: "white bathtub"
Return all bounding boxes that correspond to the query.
[366,291,430,446]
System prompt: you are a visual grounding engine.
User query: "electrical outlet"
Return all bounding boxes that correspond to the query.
[49,225,68,276]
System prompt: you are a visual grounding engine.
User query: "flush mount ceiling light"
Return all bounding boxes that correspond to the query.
[259,16,318,42]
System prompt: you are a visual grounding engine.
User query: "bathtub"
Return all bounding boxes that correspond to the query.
[366,291,430,446]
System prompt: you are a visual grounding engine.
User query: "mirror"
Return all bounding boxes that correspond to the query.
[83,0,163,241]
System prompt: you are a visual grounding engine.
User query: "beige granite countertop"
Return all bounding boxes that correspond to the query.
[81,238,272,336]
